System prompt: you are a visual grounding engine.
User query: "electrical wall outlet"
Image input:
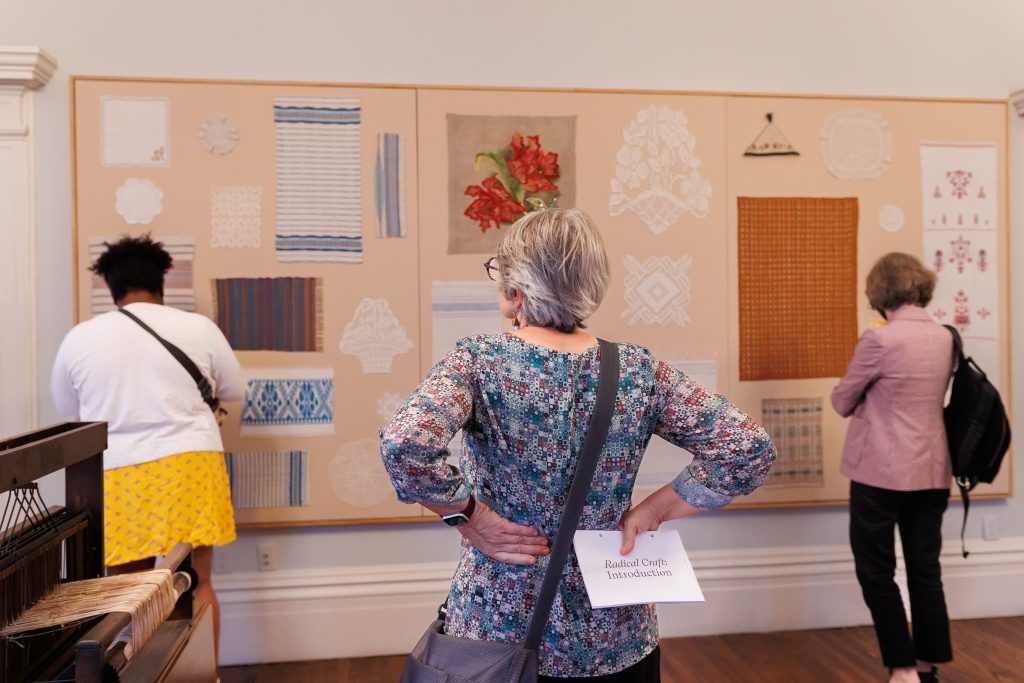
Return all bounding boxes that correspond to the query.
[257,542,278,571]
[982,515,999,541]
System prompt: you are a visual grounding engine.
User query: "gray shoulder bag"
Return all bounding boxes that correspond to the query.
[400,339,620,683]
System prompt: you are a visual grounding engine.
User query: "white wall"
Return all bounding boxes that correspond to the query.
[3,0,1023,657]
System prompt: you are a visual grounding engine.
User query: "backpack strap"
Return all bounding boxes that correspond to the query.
[943,324,972,559]
[957,481,970,559]
[943,324,964,362]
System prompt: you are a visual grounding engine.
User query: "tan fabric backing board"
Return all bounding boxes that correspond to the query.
[71,78,1012,527]
[737,196,859,381]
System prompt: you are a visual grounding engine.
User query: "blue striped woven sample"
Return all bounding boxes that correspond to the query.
[225,451,309,508]
[430,281,503,363]
[374,132,406,238]
[274,96,362,263]
[212,277,323,351]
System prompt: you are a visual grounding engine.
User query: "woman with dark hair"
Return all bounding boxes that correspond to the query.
[51,234,242,655]
[381,209,776,682]
[832,252,955,683]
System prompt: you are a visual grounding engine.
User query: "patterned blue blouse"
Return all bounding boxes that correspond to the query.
[381,334,776,677]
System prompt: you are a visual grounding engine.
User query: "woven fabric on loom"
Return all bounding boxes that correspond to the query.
[375,133,406,238]
[738,197,858,380]
[274,96,362,263]
[89,236,195,315]
[761,398,825,488]
[211,277,323,351]
[0,569,177,659]
[225,451,309,508]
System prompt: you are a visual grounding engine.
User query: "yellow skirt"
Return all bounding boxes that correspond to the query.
[104,451,237,566]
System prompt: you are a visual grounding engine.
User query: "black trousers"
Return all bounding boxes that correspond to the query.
[538,646,660,682]
[849,481,952,668]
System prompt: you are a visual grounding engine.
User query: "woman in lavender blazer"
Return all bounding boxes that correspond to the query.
[831,253,954,683]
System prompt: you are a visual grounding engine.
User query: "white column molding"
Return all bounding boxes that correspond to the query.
[1011,88,1024,117]
[0,47,57,438]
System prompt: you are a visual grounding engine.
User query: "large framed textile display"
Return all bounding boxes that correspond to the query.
[72,77,1011,526]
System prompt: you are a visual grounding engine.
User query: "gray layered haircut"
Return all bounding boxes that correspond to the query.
[496,208,610,332]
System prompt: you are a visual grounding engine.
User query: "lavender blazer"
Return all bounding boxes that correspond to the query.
[831,305,954,491]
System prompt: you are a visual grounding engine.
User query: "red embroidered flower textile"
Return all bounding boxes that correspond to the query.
[464,177,528,232]
[507,133,559,193]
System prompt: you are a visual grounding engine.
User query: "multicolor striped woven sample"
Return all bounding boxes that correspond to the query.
[89,236,194,315]
[375,133,406,238]
[274,96,362,263]
[738,197,858,380]
[224,451,309,508]
[761,398,824,488]
[240,368,334,436]
[212,277,323,351]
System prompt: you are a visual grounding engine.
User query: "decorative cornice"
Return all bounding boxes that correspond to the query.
[0,46,58,90]
[1011,88,1024,117]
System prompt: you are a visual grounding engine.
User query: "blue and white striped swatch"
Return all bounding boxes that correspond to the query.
[274,96,362,263]
[375,132,406,238]
[225,451,309,508]
[431,281,503,362]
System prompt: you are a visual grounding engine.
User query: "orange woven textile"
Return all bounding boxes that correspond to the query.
[738,197,859,381]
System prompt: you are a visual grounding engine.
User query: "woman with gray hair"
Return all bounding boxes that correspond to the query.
[382,208,775,681]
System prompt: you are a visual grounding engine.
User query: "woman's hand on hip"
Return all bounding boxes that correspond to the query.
[459,501,549,565]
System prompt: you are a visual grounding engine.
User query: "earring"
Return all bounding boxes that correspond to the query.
[512,313,521,330]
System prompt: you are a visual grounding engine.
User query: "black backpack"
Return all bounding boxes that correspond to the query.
[943,325,1011,557]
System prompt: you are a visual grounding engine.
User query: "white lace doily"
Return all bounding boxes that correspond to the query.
[115,178,163,225]
[820,110,892,180]
[199,116,239,155]
[610,106,711,235]
[328,439,396,508]
[879,205,904,233]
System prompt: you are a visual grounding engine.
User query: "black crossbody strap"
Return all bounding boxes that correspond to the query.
[118,308,218,410]
[523,339,620,651]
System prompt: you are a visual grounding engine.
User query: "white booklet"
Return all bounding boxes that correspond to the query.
[573,529,705,609]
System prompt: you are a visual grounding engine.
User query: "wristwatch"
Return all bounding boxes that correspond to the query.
[441,495,476,526]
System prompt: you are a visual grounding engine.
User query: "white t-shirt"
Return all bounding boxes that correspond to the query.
[51,302,244,470]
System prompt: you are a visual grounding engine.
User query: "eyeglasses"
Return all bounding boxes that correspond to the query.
[484,257,499,281]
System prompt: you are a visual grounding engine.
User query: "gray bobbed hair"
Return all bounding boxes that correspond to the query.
[496,208,610,333]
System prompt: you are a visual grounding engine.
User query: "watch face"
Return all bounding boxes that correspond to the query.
[442,513,471,527]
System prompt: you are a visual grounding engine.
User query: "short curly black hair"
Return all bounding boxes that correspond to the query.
[90,234,172,303]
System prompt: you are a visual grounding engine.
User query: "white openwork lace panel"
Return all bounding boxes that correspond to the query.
[820,110,892,180]
[621,255,693,327]
[609,106,712,235]
[339,298,414,374]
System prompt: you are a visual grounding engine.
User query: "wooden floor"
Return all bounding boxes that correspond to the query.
[219,616,1023,682]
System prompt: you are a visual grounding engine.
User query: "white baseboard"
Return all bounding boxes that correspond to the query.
[214,537,1024,666]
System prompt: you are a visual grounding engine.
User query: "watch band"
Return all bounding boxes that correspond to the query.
[441,495,476,526]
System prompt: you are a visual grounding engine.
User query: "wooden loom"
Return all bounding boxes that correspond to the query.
[0,423,217,683]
